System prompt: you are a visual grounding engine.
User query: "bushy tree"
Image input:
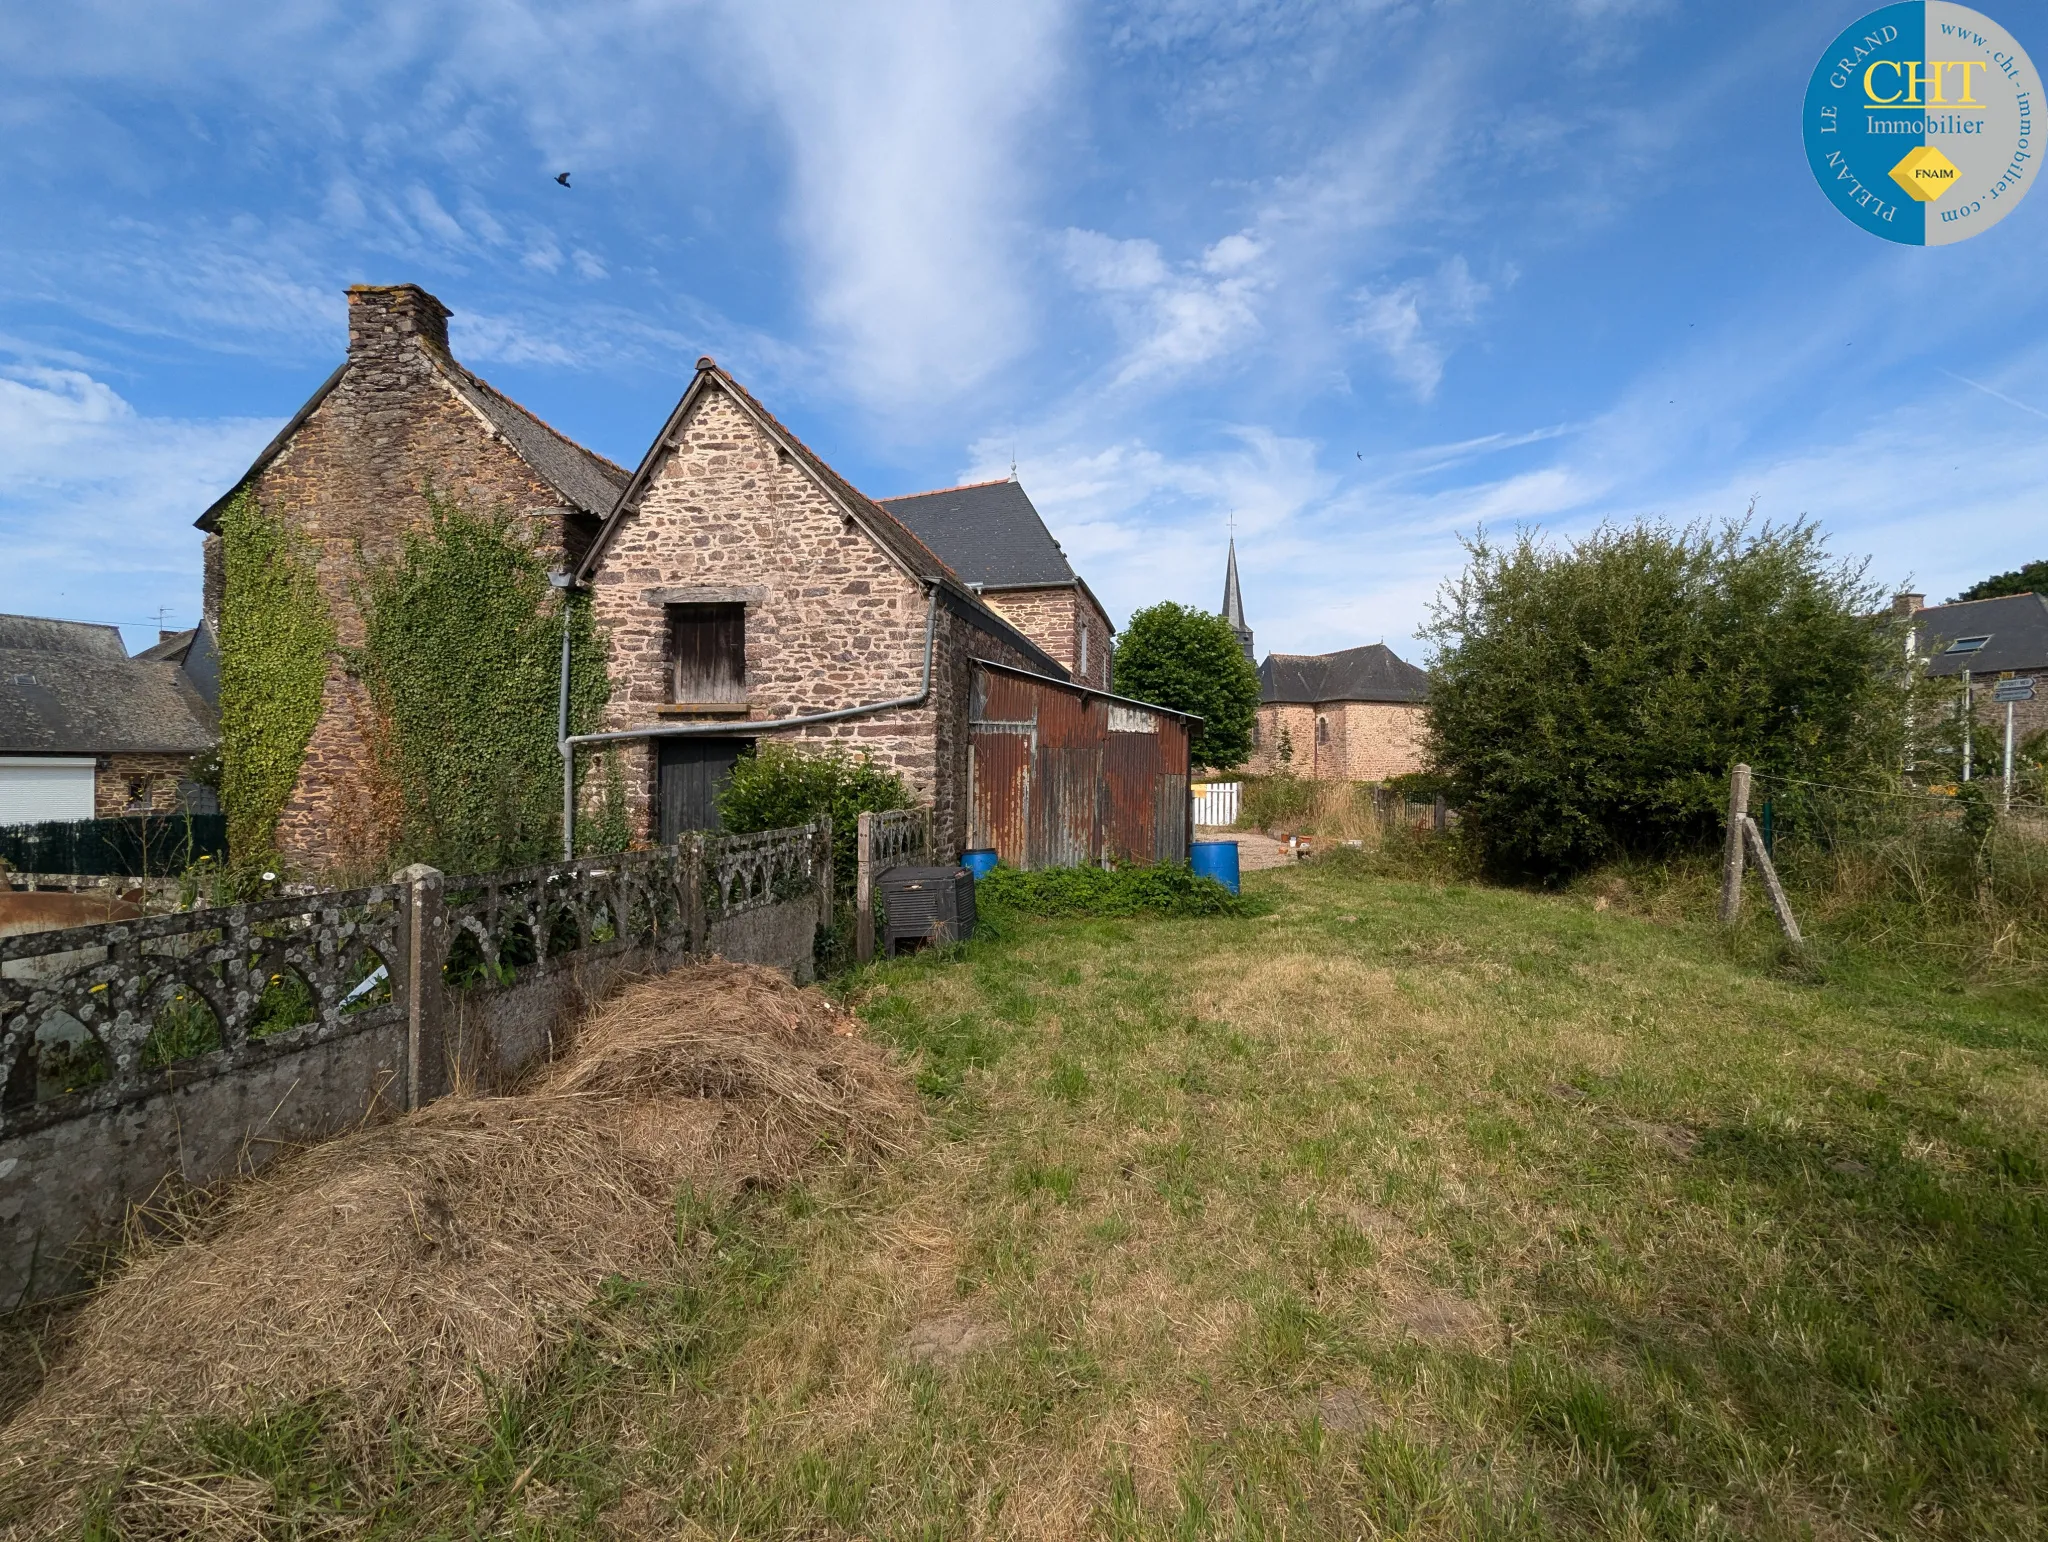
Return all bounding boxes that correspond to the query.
[1425,519,1923,880]
[1953,559,2048,602]
[1112,602,1261,769]
[716,743,913,895]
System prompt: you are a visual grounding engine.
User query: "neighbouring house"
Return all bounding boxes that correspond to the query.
[193,284,1186,875]
[0,615,218,825]
[1903,589,2048,748]
[1246,647,1432,781]
[1213,541,1432,781]
[878,477,1115,689]
[572,357,1193,864]
[193,284,630,871]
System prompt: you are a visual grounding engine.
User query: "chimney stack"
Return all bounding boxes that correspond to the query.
[1892,592,1925,616]
[346,284,452,360]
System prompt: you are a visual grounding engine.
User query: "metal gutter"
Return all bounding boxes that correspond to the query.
[559,590,940,852]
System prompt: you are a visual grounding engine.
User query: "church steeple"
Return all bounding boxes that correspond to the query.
[1221,535,1254,662]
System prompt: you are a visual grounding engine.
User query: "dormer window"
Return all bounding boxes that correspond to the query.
[667,603,745,705]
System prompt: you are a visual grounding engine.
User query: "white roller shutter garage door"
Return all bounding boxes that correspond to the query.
[0,758,97,824]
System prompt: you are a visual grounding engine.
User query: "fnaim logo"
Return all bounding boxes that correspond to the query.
[1804,3,2040,243]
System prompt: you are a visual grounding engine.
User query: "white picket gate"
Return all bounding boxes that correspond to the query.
[1191,781,1240,827]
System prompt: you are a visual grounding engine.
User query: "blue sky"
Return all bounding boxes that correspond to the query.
[3,0,2045,658]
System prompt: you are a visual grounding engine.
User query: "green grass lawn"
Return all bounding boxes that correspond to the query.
[19,860,2048,1538]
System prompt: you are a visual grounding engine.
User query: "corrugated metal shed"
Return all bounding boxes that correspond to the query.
[968,659,1193,870]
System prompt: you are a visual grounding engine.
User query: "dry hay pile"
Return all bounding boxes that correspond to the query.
[0,961,912,1532]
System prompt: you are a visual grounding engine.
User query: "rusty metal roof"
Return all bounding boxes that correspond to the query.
[971,656,1202,721]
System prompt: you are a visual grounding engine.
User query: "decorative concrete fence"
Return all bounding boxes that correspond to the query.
[0,823,830,1309]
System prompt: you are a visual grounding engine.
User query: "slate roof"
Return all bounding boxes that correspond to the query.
[194,349,628,532]
[133,623,221,712]
[441,362,630,518]
[1260,644,1431,705]
[0,614,218,755]
[878,480,1077,590]
[575,362,1068,679]
[1914,592,2048,677]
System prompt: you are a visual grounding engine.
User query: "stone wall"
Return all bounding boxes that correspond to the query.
[0,828,829,1309]
[209,287,599,876]
[982,586,1114,690]
[1969,687,2048,757]
[588,382,1043,856]
[95,752,200,816]
[1247,700,1429,781]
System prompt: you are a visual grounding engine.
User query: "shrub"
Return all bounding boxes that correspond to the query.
[716,743,914,896]
[973,863,1247,919]
[1236,772,1316,830]
[1425,518,1938,881]
[1112,602,1261,770]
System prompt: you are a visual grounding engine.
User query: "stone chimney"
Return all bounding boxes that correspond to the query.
[346,284,452,360]
[1892,592,1925,616]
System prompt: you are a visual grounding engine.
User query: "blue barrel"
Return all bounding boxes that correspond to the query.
[1190,839,1241,895]
[961,848,1000,880]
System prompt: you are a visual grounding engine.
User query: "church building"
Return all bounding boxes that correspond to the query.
[1220,539,1433,782]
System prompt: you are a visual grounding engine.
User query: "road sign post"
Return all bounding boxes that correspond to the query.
[1993,678,2035,812]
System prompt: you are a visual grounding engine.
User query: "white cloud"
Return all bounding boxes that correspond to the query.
[0,364,276,638]
[708,0,1069,403]
[1062,227,1269,386]
[1348,256,1492,401]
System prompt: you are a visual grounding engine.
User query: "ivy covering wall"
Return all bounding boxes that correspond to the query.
[354,495,608,874]
[216,490,334,868]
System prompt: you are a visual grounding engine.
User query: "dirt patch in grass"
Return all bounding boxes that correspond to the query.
[1386,1290,1491,1347]
[901,1308,1007,1363]
[1615,1117,1700,1157]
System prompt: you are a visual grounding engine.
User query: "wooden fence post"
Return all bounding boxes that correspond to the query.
[856,811,875,964]
[1433,794,1447,834]
[1719,763,1751,925]
[393,863,446,1111]
[1740,815,1802,942]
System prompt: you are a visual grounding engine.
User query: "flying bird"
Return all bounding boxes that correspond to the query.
[555,172,572,187]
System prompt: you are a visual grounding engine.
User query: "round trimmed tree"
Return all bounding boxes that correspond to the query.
[1112,602,1261,770]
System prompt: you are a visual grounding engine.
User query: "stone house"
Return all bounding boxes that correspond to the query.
[0,615,218,824]
[194,285,629,871]
[1245,645,1432,782]
[195,284,1172,873]
[878,478,1115,689]
[569,359,1071,853]
[1905,589,2048,751]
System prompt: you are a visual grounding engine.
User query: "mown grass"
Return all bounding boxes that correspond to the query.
[12,860,2048,1538]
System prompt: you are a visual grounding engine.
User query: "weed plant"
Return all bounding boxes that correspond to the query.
[973,862,1249,919]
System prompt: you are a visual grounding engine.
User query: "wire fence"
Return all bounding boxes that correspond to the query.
[1741,767,2048,968]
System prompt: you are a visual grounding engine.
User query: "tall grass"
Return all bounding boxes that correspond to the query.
[1233,774,1441,846]
[1308,773,2048,976]
[1763,781,2048,971]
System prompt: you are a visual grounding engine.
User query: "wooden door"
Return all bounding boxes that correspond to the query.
[658,738,752,841]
